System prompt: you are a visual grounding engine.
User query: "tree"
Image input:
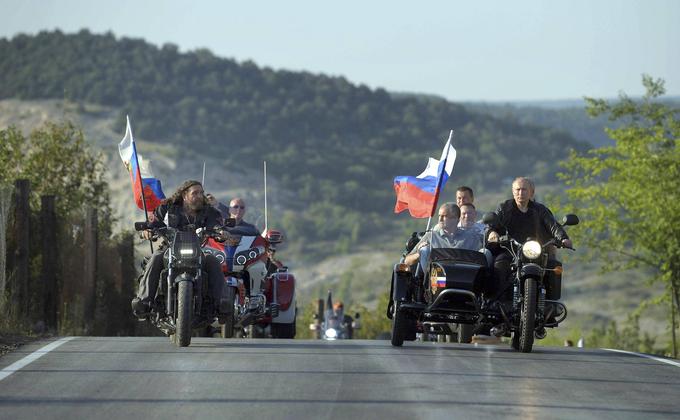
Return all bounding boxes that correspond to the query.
[557,76,680,357]
[0,122,113,230]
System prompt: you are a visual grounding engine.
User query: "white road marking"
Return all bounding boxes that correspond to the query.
[604,348,680,368]
[0,337,77,381]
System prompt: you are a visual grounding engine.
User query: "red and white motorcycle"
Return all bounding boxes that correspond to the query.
[203,228,297,338]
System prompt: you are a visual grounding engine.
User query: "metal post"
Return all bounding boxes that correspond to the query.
[41,195,57,330]
[83,207,98,333]
[13,179,30,319]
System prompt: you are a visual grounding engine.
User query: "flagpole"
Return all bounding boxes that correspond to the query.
[263,161,268,234]
[128,115,154,254]
[425,130,454,231]
[201,161,206,188]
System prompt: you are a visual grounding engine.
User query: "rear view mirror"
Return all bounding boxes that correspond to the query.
[482,212,498,225]
[562,214,579,226]
[134,221,150,231]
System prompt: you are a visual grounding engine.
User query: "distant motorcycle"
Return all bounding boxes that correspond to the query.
[203,228,297,338]
[310,291,360,340]
[134,222,230,347]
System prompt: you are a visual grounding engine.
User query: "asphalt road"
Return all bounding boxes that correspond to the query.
[0,337,679,420]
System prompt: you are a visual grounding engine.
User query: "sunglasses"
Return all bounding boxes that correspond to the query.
[230,205,245,209]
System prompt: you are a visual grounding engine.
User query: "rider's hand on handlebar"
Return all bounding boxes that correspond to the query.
[142,230,153,240]
[487,231,500,243]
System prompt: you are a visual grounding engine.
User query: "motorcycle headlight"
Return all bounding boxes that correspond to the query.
[325,328,338,339]
[522,241,542,260]
[180,248,196,256]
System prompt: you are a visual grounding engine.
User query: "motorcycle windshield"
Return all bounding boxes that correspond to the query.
[172,230,201,262]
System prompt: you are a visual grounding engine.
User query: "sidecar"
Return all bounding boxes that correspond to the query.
[389,245,491,346]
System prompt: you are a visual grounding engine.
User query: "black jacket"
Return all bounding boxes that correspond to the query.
[489,199,568,244]
[151,202,223,231]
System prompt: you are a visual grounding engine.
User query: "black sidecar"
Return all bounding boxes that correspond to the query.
[388,246,490,346]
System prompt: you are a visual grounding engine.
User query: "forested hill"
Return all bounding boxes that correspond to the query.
[0,30,588,256]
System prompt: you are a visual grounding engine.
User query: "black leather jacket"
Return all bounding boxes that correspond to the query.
[489,199,568,244]
[151,202,223,231]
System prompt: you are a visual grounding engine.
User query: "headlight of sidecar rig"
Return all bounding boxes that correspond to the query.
[522,240,542,260]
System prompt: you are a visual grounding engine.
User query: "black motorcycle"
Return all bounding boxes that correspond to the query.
[135,222,229,347]
[483,213,578,352]
[388,214,578,353]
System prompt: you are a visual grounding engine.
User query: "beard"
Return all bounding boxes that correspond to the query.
[186,200,204,212]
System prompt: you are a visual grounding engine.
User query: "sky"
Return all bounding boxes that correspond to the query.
[1,0,678,102]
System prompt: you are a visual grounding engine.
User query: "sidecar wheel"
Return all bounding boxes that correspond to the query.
[391,303,405,347]
[511,331,520,350]
[457,324,473,344]
[221,312,235,338]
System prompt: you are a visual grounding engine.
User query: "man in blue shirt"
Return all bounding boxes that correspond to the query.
[404,202,483,269]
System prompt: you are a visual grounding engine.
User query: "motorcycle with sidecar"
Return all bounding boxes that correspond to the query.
[387,214,578,352]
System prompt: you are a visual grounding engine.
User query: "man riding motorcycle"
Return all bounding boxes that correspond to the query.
[486,177,572,302]
[131,180,229,319]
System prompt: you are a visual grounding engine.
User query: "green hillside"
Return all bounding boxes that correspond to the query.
[0,30,587,201]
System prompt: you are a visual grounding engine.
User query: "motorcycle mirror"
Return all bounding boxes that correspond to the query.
[224,217,236,228]
[562,214,579,226]
[481,212,498,225]
[134,221,150,231]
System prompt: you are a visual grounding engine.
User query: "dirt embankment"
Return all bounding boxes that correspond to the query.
[0,334,41,357]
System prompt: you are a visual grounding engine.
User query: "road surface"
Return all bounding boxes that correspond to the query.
[1,337,679,419]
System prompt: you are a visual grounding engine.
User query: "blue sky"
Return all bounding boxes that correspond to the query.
[1,0,678,102]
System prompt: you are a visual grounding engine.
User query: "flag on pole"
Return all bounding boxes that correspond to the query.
[393,132,456,218]
[118,116,165,212]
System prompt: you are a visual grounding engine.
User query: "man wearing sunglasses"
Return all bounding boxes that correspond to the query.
[228,197,259,235]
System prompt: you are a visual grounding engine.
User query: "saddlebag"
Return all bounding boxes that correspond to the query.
[545,259,562,300]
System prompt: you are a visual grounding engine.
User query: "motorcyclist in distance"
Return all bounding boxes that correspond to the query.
[486,177,572,300]
[333,301,355,339]
[228,197,259,236]
[131,180,228,319]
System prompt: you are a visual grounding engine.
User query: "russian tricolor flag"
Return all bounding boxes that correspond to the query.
[393,132,456,218]
[118,116,165,212]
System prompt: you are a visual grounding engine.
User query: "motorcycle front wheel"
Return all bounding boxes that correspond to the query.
[512,278,537,353]
[220,287,236,338]
[175,281,193,347]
